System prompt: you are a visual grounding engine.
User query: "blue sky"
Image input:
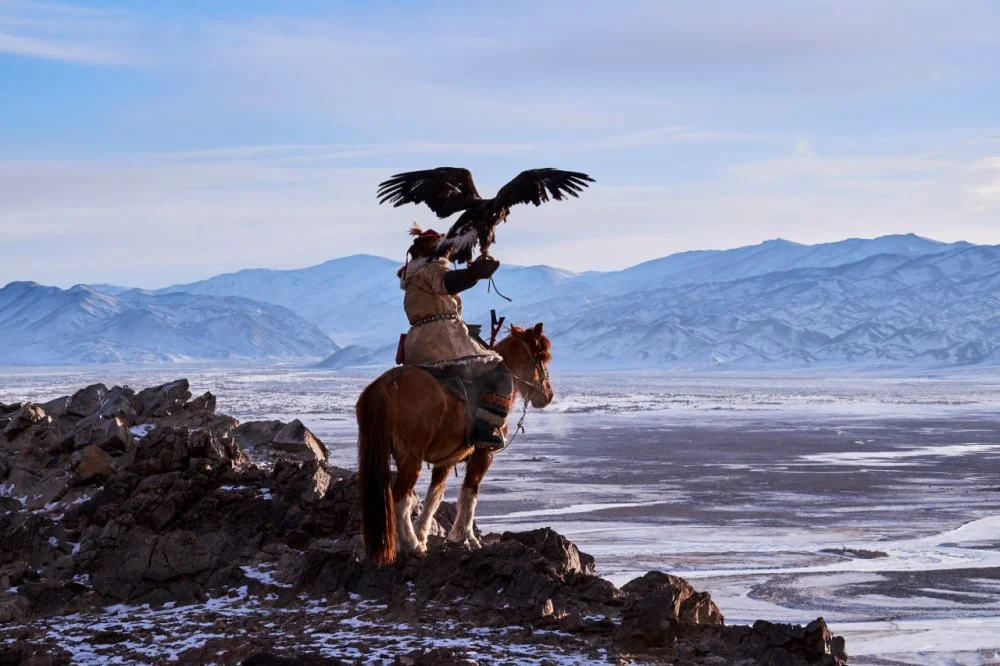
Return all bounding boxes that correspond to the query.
[1,0,999,287]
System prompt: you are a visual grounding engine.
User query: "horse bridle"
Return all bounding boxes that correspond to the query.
[508,338,550,403]
[499,337,550,450]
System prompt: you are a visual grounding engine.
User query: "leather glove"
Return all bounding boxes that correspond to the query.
[470,257,500,279]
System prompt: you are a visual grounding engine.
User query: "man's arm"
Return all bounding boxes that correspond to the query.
[443,257,500,294]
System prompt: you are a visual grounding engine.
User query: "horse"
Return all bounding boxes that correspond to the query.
[356,322,554,566]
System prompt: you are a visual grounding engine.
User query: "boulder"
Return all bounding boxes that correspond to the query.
[72,415,131,453]
[73,445,116,484]
[96,386,137,426]
[3,404,49,440]
[235,419,328,463]
[67,384,109,418]
[621,571,724,625]
[135,379,191,419]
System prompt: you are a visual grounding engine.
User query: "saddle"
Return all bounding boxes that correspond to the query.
[415,365,478,442]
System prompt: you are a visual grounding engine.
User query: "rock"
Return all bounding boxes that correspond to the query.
[73,445,115,484]
[187,391,217,413]
[96,386,138,426]
[242,653,347,666]
[273,419,329,461]
[0,402,22,415]
[24,470,72,510]
[0,639,71,666]
[505,528,595,576]
[235,419,328,463]
[2,404,49,440]
[72,415,131,453]
[272,459,330,503]
[37,397,69,420]
[393,648,480,665]
[67,384,108,418]
[621,571,724,625]
[135,379,191,419]
[617,607,677,652]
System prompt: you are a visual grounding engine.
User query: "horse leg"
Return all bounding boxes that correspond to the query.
[449,449,493,549]
[392,456,424,555]
[414,465,450,548]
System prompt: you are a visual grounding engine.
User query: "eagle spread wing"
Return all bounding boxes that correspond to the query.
[379,166,595,265]
[493,169,595,209]
[377,167,481,219]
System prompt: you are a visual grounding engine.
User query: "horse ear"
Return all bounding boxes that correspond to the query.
[508,323,523,335]
[533,322,543,336]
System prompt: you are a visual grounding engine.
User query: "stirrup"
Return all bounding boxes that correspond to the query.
[471,420,507,451]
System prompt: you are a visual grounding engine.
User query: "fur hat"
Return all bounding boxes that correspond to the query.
[406,224,444,259]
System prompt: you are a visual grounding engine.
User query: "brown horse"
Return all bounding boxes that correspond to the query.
[356,322,554,566]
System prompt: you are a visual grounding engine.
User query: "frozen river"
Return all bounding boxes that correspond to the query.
[3,366,1000,664]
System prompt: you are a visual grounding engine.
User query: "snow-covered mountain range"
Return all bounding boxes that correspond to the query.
[0,283,336,365]
[3,234,998,369]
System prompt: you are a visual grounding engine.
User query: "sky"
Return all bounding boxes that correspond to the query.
[1,0,999,288]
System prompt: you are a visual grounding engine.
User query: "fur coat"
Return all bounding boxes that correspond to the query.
[400,258,502,368]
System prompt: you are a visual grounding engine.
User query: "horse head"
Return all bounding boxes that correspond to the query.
[498,322,554,408]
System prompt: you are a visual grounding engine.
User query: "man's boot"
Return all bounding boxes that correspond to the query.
[472,392,511,451]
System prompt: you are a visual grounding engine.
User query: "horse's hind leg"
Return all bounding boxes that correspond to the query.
[415,465,450,547]
[449,449,493,549]
[393,456,424,555]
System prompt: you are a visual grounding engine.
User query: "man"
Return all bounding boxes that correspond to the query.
[398,226,513,450]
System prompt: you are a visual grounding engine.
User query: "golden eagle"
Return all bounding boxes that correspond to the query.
[377,167,595,264]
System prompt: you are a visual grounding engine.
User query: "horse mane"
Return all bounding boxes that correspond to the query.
[503,323,552,363]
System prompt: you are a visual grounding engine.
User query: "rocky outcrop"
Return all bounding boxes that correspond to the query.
[0,379,847,665]
[234,419,329,463]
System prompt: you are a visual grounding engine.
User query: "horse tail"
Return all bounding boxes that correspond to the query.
[357,380,396,566]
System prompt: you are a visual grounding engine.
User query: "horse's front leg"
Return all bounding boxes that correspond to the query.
[415,465,450,548]
[449,449,493,549]
[392,457,424,556]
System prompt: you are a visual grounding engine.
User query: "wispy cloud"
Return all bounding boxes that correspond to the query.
[0,0,137,65]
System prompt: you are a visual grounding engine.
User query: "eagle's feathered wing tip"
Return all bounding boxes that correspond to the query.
[436,228,479,259]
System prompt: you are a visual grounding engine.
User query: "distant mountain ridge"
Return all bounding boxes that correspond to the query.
[0,282,336,365]
[2,234,994,368]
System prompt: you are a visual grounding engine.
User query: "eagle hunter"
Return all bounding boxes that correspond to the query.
[377,167,595,264]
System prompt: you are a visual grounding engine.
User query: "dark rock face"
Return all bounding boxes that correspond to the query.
[0,379,847,665]
[235,418,329,463]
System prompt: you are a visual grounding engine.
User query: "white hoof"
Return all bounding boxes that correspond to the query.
[448,529,481,549]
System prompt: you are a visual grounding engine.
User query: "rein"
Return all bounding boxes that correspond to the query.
[502,337,549,449]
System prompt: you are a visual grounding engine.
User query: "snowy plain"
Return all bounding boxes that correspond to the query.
[2,365,1000,664]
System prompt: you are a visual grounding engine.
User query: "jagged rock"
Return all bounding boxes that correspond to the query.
[273,419,329,461]
[0,402,21,415]
[37,397,69,420]
[187,391,217,413]
[235,419,328,463]
[96,386,137,426]
[66,384,108,418]
[621,571,724,625]
[1,468,71,510]
[135,379,191,419]
[73,445,115,484]
[272,459,330,504]
[505,528,595,576]
[72,415,131,453]
[2,404,49,440]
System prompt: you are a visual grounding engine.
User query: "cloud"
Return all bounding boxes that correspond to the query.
[0,0,138,65]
